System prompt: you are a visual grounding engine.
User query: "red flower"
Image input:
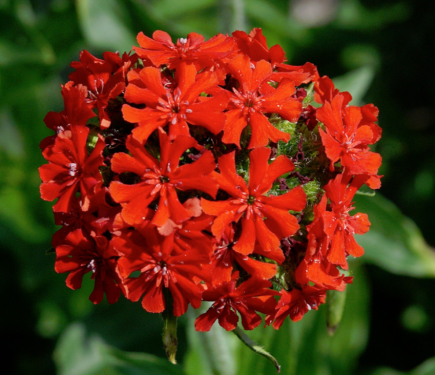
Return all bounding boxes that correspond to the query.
[122,65,229,143]
[54,229,121,304]
[52,195,106,248]
[109,130,218,227]
[316,94,382,175]
[40,82,95,150]
[232,28,286,67]
[195,272,278,331]
[39,126,105,213]
[322,173,371,269]
[267,286,326,329]
[271,62,320,86]
[211,226,280,285]
[294,193,353,290]
[222,54,302,148]
[295,241,352,291]
[314,76,352,106]
[202,148,306,255]
[70,50,136,129]
[133,30,235,70]
[115,226,210,316]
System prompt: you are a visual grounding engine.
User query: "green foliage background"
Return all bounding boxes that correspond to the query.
[1,0,434,374]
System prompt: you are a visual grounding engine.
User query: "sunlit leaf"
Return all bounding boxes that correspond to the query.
[354,194,435,278]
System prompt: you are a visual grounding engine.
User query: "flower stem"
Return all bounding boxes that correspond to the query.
[161,290,178,364]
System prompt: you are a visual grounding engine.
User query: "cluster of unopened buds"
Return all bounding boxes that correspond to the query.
[39,28,382,364]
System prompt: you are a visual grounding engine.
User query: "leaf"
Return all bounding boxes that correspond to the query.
[332,66,375,105]
[354,194,435,278]
[54,323,187,375]
[76,0,136,52]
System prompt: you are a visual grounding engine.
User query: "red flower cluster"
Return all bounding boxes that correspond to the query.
[39,29,381,334]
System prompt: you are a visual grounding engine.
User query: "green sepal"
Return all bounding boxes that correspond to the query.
[302,82,315,107]
[269,114,296,136]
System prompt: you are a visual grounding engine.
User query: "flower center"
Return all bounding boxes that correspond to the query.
[68,163,79,177]
[247,195,256,205]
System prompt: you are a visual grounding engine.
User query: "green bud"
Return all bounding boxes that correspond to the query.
[326,289,347,335]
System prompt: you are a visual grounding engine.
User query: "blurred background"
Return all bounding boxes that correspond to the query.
[1,0,435,374]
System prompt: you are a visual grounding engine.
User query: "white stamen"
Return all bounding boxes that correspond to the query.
[69,163,78,177]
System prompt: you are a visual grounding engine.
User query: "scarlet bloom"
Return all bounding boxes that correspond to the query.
[195,272,278,331]
[314,76,352,106]
[211,226,280,285]
[115,226,210,316]
[294,193,353,290]
[41,82,95,150]
[39,126,105,213]
[54,229,121,304]
[232,28,286,67]
[69,50,137,128]
[202,147,306,255]
[122,65,229,143]
[52,196,105,248]
[110,130,218,227]
[321,173,371,269]
[133,30,235,70]
[314,76,382,145]
[223,54,302,148]
[271,62,320,86]
[316,93,382,175]
[267,286,326,329]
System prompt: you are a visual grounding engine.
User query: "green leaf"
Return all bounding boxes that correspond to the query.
[54,323,187,375]
[77,0,136,52]
[332,66,375,105]
[354,194,435,278]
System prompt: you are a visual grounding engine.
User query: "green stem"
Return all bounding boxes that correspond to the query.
[233,326,281,374]
[161,290,178,364]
